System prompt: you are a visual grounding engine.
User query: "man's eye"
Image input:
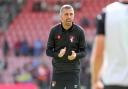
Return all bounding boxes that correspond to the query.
[70,13,73,15]
[65,13,68,15]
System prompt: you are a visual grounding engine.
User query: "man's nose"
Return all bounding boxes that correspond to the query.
[67,14,71,18]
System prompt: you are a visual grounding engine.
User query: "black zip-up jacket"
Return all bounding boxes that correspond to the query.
[46,23,86,73]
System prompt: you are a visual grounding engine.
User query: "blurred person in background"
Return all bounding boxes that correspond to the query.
[33,39,44,57]
[46,4,86,89]
[0,58,6,83]
[2,36,9,70]
[34,64,50,89]
[32,0,48,12]
[91,0,128,89]
[20,38,29,56]
[80,16,90,28]
[0,0,10,31]
[29,59,50,89]
[14,38,21,56]
[13,64,33,83]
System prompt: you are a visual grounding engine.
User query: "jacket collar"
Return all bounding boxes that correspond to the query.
[60,23,74,32]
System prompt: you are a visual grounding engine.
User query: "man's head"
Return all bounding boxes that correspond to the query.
[59,4,74,27]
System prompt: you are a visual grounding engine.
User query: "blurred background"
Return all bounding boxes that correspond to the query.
[0,0,116,89]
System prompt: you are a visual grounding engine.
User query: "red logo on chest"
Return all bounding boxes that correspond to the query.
[57,35,61,40]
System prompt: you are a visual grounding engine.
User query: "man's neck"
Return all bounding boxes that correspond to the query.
[62,23,72,30]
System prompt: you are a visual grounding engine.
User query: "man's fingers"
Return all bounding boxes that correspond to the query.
[72,51,75,53]
[64,47,66,50]
[68,55,72,60]
[58,47,67,58]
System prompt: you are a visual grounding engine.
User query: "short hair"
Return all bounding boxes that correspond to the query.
[59,4,74,15]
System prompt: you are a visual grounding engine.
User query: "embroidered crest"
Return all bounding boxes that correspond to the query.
[69,36,74,43]
[57,35,61,40]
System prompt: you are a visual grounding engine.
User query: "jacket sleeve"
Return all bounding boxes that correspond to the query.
[96,12,105,35]
[46,29,58,58]
[76,29,87,59]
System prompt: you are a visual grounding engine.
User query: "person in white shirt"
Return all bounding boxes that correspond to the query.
[91,0,128,89]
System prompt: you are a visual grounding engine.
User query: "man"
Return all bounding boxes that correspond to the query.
[46,4,86,89]
[91,0,128,89]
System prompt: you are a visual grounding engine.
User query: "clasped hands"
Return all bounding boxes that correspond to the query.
[58,47,76,60]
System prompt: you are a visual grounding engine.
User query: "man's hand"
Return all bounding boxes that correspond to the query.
[58,47,66,58]
[92,80,104,89]
[68,51,76,61]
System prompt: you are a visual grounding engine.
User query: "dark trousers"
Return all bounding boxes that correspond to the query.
[50,72,80,89]
[104,85,128,89]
